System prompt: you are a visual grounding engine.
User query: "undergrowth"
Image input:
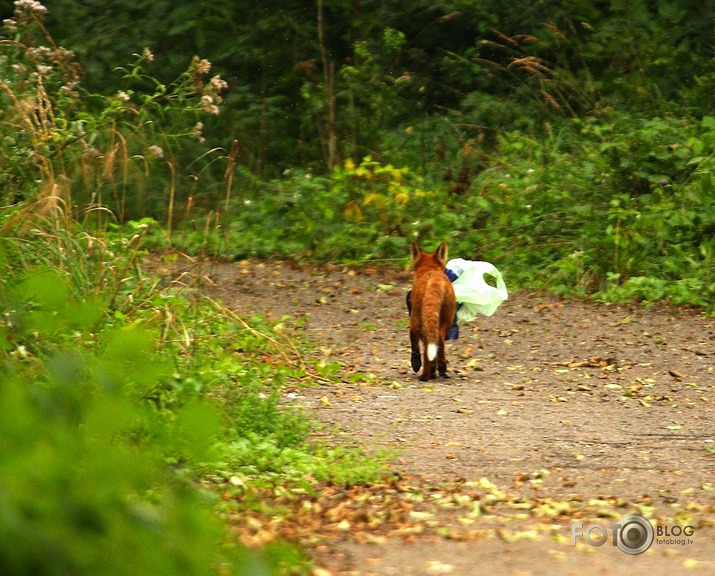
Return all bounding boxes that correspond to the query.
[0,4,386,575]
[1,237,390,576]
[167,124,714,311]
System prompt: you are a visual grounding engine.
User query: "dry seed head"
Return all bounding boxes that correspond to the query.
[14,0,48,14]
[508,56,552,76]
[200,94,219,115]
[491,29,520,47]
[194,121,205,142]
[192,56,212,75]
[147,145,164,159]
[210,75,228,92]
[540,89,561,110]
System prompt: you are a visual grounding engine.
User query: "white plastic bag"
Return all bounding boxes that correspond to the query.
[447,258,508,321]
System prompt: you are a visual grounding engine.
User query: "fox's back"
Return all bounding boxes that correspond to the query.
[411,257,456,326]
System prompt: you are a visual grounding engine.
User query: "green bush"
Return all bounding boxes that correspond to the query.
[175,114,714,310]
[1,6,387,574]
[0,266,257,576]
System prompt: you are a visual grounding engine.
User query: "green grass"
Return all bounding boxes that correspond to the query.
[0,237,388,576]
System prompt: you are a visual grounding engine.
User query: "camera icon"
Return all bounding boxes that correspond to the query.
[571,513,654,555]
[614,514,654,555]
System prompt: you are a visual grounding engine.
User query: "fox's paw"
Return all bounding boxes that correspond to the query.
[411,352,422,372]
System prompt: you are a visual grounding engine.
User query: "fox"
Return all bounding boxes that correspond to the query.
[409,240,457,381]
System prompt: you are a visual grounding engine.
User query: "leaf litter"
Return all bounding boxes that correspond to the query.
[198,257,715,575]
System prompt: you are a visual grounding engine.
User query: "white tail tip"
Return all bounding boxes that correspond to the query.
[427,343,438,361]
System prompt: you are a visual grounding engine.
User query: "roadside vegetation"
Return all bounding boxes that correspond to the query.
[1,1,713,575]
[0,4,384,575]
[37,0,715,309]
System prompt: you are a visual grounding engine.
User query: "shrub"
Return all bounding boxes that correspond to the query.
[0,263,258,576]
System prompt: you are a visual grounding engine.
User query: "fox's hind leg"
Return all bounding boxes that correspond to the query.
[437,337,448,378]
[409,329,422,373]
[437,322,449,378]
[420,349,434,382]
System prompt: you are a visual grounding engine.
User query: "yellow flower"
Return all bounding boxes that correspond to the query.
[394,192,409,205]
[363,193,386,209]
[343,200,363,222]
[344,158,356,171]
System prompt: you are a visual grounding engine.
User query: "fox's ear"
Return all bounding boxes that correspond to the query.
[410,240,421,264]
[435,241,448,267]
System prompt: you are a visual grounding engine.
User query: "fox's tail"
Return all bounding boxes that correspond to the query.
[422,286,443,361]
[426,342,438,361]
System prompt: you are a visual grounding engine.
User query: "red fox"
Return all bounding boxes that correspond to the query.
[409,241,457,381]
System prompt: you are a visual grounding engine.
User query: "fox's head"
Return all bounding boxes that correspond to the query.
[411,241,448,272]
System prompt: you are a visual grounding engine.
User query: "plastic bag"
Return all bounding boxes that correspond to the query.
[446,258,508,321]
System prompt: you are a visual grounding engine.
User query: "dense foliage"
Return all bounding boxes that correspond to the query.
[0,239,354,575]
[20,0,710,308]
[0,4,384,575]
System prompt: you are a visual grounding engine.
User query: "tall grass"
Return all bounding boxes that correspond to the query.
[1,1,233,265]
[1,4,382,575]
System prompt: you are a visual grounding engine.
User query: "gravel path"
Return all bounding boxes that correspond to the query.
[205,258,714,575]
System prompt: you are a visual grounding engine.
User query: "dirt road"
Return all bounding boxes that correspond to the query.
[207,258,714,575]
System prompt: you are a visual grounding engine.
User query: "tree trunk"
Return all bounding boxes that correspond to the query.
[317,0,338,171]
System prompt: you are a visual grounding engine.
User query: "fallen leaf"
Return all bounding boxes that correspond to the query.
[478,478,498,491]
[425,561,455,574]
[364,534,387,544]
[496,528,540,542]
[409,511,435,521]
[336,519,351,531]
[683,559,711,569]
[465,358,483,371]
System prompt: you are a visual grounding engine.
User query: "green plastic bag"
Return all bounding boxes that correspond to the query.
[447,258,508,321]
